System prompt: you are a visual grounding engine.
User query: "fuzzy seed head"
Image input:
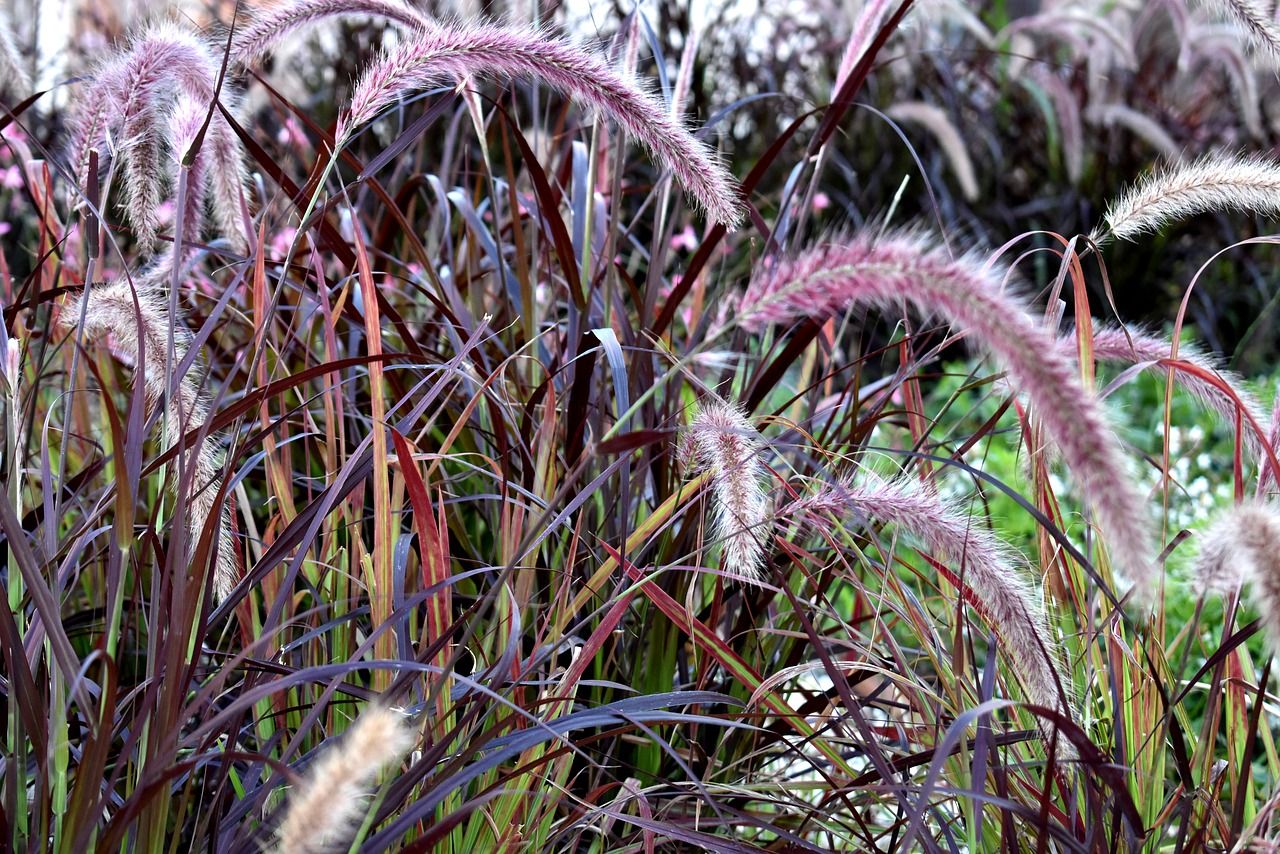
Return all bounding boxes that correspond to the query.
[785,476,1076,758]
[1094,152,1280,245]
[276,705,417,853]
[59,281,239,601]
[685,401,771,583]
[338,22,745,227]
[232,0,435,65]
[1080,324,1266,461]
[1195,503,1280,652]
[740,229,1156,602]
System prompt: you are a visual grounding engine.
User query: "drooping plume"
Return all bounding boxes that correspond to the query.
[1093,152,1280,245]
[833,0,896,94]
[338,22,745,227]
[58,282,239,602]
[784,476,1075,757]
[1074,324,1266,461]
[1195,0,1280,67]
[1193,502,1280,650]
[275,705,416,853]
[67,22,248,256]
[1259,385,1280,496]
[739,230,1156,601]
[885,101,979,201]
[0,13,30,94]
[684,400,771,583]
[1083,103,1181,164]
[231,0,436,65]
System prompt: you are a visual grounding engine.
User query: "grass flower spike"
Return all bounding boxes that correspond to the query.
[68,22,248,254]
[1194,503,1280,650]
[231,0,436,65]
[785,476,1075,757]
[684,401,771,583]
[0,14,29,94]
[739,230,1156,601]
[59,282,238,601]
[1079,324,1267,460]
[276,705,417,853]
[338,22,744,227]
[1094,152,1280,244]
[1197,0,1280,67]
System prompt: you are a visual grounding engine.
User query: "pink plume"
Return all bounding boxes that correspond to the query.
[784,476,1076,758]
[338,22,745,228]
[739,230,1156,603]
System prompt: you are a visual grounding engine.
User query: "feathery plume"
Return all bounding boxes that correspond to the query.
[1031,70,1083,184]
[1195,34,1263,139]
[739,230,1156,601]
[1077,324,1266,460]
[1193,503,1280,649]
[785,476,1075,757]
[58,282,239,601]
[0,13,30,94]
[68,22,248,256]
[669,26,700,119]
[833,0,896,95]
[1093,152,1280,245]
[231,0,435,65]
[1259,384,1280,496]
[276,705,416,853]
[168,94,212,245]
[338,22,745,227]
[1083,103,1182,165]
[1195,0,1280,67]
[684,401,771,583]
[885,101,980,201]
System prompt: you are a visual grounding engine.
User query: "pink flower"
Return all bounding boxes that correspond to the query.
[670,224,699,252]
[811,191,830,211]
[270,226,300,257]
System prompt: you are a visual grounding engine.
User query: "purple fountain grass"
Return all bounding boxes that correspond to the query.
[68,22,247,256]
[1092,152,1280,245]
[1197,0,1280,66]
[231,0,436,65]
[1074,323,1267,460]
[669,27,700,119]
[1082,103,1181,164]
[784,475,1076,757]
[1194,502,1280,650]
[0,15,29,94]
[738,230,1157,602]
[684,401,772,583]
[58,281,239,601]
[1260,386,1280,496]
[276,705,416,854]
[167,95,212,246]
[833,0,896,94]
[337,22,745,228]
[885,101,979,201]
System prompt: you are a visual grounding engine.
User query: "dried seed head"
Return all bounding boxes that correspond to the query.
[276,705,417,854]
